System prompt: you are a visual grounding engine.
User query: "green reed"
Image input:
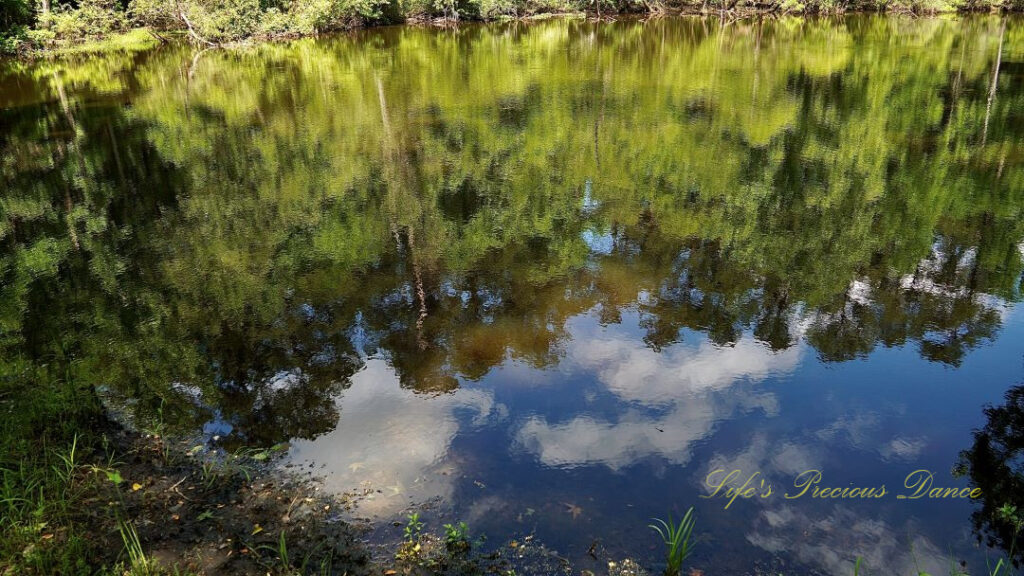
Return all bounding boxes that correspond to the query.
[649,507,697,576]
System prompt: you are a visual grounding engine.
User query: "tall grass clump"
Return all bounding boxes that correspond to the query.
[0,359,114,574]
[649,507,697,576]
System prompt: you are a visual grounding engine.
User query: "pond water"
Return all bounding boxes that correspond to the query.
[3,14,1024,574]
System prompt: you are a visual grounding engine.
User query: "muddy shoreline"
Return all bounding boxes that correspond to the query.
[60,422,376,575]
[68,419,638,576]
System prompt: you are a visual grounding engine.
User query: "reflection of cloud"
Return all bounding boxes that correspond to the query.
[286,358,495,517]
[518,404,716,471]
[704,417,945,576]
[569,326,800,406]
[815,412,880,446]
[697,433,820,495]
[879,437,926,461]
[464,494,512,526]
[710,434,820,480]
[816,412,929,462]
[515,317,799,470]
[701,410,930,489]
[582,229,614,254]
[254,368,306,408]
[748,505,947,576]
[848,279,873,306]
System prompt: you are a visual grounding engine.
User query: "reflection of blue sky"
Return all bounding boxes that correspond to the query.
[581,228,614,255]
[284,303,1024,574]
[692,308,1024,574]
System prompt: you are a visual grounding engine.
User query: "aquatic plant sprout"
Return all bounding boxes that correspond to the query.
[649,508,696,576]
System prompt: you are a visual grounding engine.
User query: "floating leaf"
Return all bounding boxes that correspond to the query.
[563,502,583,520]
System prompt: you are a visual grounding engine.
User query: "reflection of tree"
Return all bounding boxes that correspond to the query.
[1,16,1023,447]
[956,385,1024,566]
[803,242,1005,366]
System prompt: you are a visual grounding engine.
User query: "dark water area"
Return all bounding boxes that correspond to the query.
[3,14,1024,574]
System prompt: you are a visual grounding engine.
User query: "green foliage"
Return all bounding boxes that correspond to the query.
[3,0,1018,49]
[885,0,959,12]
[0,0,30,35]
[468,0,518,17]
[443,521,470,552]
[128,0,181,28]
[51,27,158,54]
[132,0,265,41]
[42,0,128,40]
[185,0,262,41]
[405,512,425,542]
[957,386,1024,568]
[649,508,696,576]
[129,0,393,41]
[0,24,27,54]
[2,14,1021,442]
[286,0,393,32]
[0,0,30,43]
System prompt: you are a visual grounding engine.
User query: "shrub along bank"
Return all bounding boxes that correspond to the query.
[0,0,1021,55]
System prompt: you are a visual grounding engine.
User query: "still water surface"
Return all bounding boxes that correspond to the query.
[3,14,1024,574]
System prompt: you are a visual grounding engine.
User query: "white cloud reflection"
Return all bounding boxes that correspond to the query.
[286,358,496,518]
[515,316,800,470]
[700,415,949,576]
[748,505,948,576]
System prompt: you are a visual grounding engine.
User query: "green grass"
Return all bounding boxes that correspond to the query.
[247,529,336,576]
[118,520,155,576]
[43,28,160,57]
[649,508,697,576]
[0,439,104,573]
[0,356,152,575]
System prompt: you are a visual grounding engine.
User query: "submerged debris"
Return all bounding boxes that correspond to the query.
[608,558,649,576]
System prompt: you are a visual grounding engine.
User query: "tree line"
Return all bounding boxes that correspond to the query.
[0,0,1021,55]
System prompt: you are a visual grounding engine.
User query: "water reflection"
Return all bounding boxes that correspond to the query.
[748,506,950,575]
[957,384,1024,567]
[2,13,1024,574]
[289,359,498,517]
[516,314,796,470]
[704,415,956,573]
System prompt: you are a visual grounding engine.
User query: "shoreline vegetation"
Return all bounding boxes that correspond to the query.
[0,0,1021,57]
